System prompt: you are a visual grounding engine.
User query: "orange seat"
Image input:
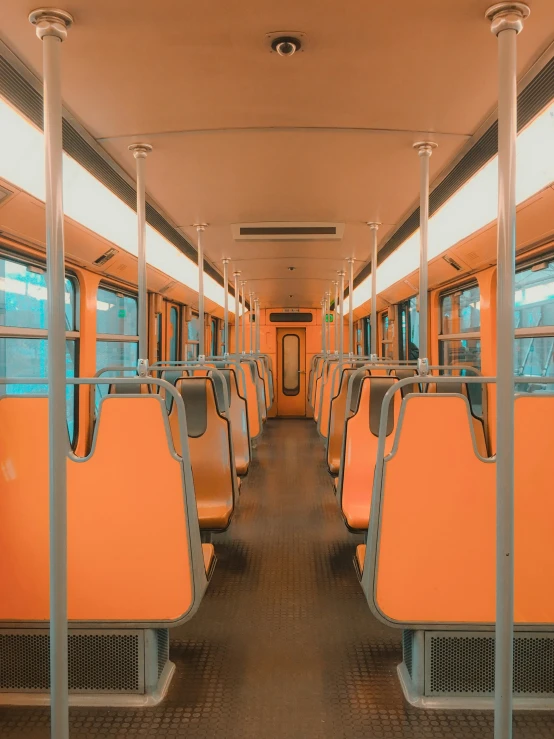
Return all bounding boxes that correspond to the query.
[220,367,251,476]
[0,394,211,624]
[363,393,554,628]
[336,376,401,531]
[316,362,340,435]
[240,359,263,437]
[327,368,370,474]
[170,377,236,531]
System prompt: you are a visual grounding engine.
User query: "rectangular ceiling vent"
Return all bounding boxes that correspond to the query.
[232,222,344,241]
[93,247,118,267]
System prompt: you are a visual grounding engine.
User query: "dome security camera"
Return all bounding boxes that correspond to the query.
[271,36,301,57]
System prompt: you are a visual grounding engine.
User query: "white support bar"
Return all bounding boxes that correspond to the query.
[233,271,241,357]
[413,140,437,365]
[195,224,207,359]
[486,4,530,739]
[348,258,355,355]
[29,9,73,739]
[129,143,152,368]
[241,281,246,354]
[368,222,380,358]
[222,258,230,355]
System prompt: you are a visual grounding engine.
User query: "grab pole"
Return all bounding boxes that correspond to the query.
[486,4,530,738]
[29,8,73,739]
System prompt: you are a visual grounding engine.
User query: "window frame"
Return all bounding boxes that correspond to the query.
[0,249,80,445]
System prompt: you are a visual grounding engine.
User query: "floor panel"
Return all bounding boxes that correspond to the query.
[1,419,552,737]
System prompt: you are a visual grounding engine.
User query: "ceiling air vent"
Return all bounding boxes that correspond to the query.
[93,247,118,267]
[443,255,463,272]
[232,222,344,241]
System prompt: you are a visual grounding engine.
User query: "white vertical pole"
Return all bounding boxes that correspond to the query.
[195,224,207,359]
[368,223,380,358]
[233,271,241,357]
[413,141,437,371]
[486,5,529,739]
[333,280,339,353]
[347,258,355,356]
[128,143,152,373]
[338,270,345,367]
[249,290,254,353]
[222,258,230,356]
[255,299,261,353]
[241,281,246,354]
[322,295,327,354]
[325,290,331,353]
[29,9,73,739]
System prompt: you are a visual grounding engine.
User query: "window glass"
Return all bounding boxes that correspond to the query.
[439,338,481,370]
[408,296,419,357]
[156,312,163,362]
[211,318,218,356]
[439,338,482,415]
[381,314,393,359]
[0,255,76,330]
[96,287,137,336]
[441,284,480,334]
[0,337,77,440]
[282,334,300,395]
[188,316,200,342]
[169,307,179,361]
[514,336,554,393]
[95,341,138,401]
[515,261,554,329]
[186,344,199,360]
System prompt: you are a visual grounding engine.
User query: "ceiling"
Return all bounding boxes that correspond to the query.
[0,0,553,307]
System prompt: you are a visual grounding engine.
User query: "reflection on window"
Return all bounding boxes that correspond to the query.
[439,338,482,416]
[169,307,179,361]
[515,261,554,329]
[400,296,419,360]
[0,256,76,330]
[211,318,218,356]
[0,337,77,441]
[96,287,137,335]
[381,314,394,359]
[441,284,480,334]
[95,341,138,402]
[515,336,554,393]
[188,316,199,342]
[186,343,199,360]
[282,334,300,395]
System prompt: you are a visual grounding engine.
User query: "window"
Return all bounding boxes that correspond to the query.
[439,283,481,371]
[156,312,162,363]
[96,285,138,401]
[169,305,180,361]
[186,312,200,359]
[439,282,482,414]
[211,317,218,356]
[282,334,300,395]
[514,259,554,393]
[381,313,394,359]
[399,296,419,360]
[363,317,371,356]
[0,254,79,442]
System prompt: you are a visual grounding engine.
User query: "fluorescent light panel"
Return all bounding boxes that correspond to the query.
[345,102,554,313]
[0,99,241,313]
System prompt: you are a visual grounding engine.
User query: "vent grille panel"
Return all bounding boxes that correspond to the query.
[156,630,169,679]
[427,633,554,697]
[0,631,142,694]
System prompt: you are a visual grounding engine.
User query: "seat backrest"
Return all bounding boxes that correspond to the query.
[365,393,494,626]
[0,394,207,625]
[309,356,324,409]
[238,360,262,438]
[171,377,235,530]
[219,367,250,476]
[327,368,369,474]
[317,362,342,437]
[337,376,401,531]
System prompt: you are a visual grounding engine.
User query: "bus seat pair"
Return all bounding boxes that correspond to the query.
[357,392,554,628]
[0,393,213,625]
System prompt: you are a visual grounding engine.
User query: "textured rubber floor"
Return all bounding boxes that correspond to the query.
[1,419,553,737]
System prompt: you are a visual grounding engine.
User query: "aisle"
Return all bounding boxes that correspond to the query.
[1,420,553,738]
